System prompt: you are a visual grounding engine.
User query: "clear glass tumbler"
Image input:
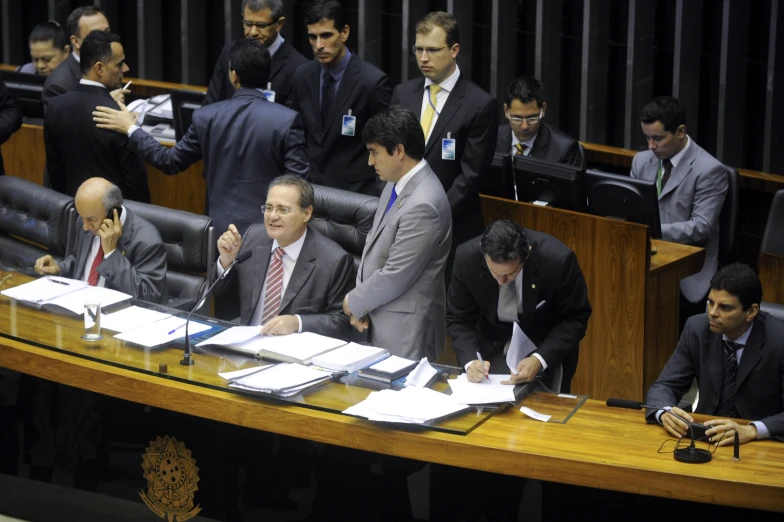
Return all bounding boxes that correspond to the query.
[82,301,102,341]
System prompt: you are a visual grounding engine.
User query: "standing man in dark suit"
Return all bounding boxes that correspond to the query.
[94,39,308,236]
[647,263,784,444]
[0,80,23,176]
[390,11,497,280]
[212,175,354,339]
[45,31,150,203]
[289,0,392,196]
[204,0,307,108]
[34,177,166,303]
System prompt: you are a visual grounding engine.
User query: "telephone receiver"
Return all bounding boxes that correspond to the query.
[106,206,123,220]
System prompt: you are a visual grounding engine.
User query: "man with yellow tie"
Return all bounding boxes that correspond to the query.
[390,10,497,281]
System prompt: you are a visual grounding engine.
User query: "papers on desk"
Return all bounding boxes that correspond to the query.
[358,355,418,383]
[0,276,131,314]
[195,325,260,347]
[114,316,212,348]
[343,387,469,424]
[146,98,173,119]
[447,374,516,404]
[100,306,171,333]
[404,358,438,388]
[507,322,538,373]
[222,362,332,397]
[311,343,389,372]
[197,330,346,364]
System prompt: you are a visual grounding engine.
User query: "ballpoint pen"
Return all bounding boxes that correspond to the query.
[476,351,490,383]
[47,278,70,286]
[168,323,186,335]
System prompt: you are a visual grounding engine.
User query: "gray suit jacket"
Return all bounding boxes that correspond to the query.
[646,312,784,440]
[58,207,167,303]
[347,164,452,360]
[630,138,728,302]
[41,54,81,113]
[211,224,355,340]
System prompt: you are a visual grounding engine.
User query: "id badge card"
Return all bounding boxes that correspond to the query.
[342,109,357,136]
[262,82,276,103]
[442,132,456,160]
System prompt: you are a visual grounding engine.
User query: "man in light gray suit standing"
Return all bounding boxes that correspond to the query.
[343,106,452,360]
[631,96,728,309]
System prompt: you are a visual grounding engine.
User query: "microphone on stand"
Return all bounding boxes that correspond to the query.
[605,398,712,464]
[180,250,253,366]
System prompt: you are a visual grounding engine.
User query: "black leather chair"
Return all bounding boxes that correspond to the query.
[0,176,73,275]
[759,189,784,320]
[123,201,214,312]
[761,302,784,323]
[718,166,739,265]
[310,184,379,270]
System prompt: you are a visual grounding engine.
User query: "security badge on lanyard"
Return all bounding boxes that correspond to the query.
[442,132,456,160]
[262,82,276,103]
[342,109,357,136]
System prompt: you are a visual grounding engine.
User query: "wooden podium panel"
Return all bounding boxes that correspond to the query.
[760,252,784,304]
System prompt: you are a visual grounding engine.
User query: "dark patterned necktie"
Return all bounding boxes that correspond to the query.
[716,340,741,418]
[321,72,336,126]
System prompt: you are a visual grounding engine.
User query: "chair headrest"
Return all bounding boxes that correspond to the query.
[310,184,378,258]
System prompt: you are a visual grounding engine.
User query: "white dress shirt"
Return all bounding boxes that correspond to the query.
[420,65,461,142]
[79,78,106,89]
[81,204,127,287]
[268,33,284,57]
[511,130,537,156]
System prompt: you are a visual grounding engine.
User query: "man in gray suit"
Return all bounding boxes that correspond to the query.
[34,177,167,303]
[631,96,728,306]
[212,175,354,339]
[343,106,452,360]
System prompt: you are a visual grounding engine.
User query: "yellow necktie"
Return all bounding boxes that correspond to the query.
[515,143,524,155]
[420,84,442,139]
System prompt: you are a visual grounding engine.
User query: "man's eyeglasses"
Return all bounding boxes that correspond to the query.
[507,108,544,126]
[412,46,448,56]
[243,18,279,30]
[261,205,294,215]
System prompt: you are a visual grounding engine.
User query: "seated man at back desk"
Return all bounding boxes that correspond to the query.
[34,177,167,303]
[647,263,784,444]
[211,175,354,339]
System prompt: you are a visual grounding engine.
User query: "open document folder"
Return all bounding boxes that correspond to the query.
[447,374,516,404]
[343,387,469,424]
[196,327,346,364]
[220,363,332,397]
[0,276,131,314]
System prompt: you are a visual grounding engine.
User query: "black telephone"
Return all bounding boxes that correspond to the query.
[107,206,123,220]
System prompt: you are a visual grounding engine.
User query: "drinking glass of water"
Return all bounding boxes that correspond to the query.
[82,301,102,341]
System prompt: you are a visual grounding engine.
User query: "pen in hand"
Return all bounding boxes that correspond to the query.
[476,351,490,383]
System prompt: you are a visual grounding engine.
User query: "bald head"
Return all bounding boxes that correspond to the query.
[75,178,123,234]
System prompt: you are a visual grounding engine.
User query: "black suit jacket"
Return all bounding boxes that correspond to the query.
[204,38,308,109]
[646,312,784,438]
[391,75,498,254]
[211,224,355,340]
[447,230,592,392]
[290,52,392,196]
[41,54,81,113]
[0,80,23,176]
[45,83,150,202]
[496,123,584,168]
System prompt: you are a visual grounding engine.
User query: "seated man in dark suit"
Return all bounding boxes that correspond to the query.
[34,177,167,303]
[204,0,307,108]
[212,175,354,339]
[93,38,308,236]
[647,263,784,444]
[0,79,23,176]
[45,30,150,202]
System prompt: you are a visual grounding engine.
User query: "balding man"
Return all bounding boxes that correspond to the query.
[34,177,167,302]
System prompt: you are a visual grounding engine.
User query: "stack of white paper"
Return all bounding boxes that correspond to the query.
[311,342,389,372]
[223,363,332,397]
[114,316,212,347]
[1,276,131,314]
[195,325,261,348]
[344,387,468,424]
[197,330,345,364]
[448,374,516,404]
[100,306,171,333]
[404,358,438,387]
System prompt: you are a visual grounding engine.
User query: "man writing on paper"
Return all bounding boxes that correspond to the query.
[211,176,354,339]
[646,263,784,445]
[447,220,591,391]
[34,177,167,303]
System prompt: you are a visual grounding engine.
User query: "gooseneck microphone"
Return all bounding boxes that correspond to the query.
[605,398,712,464]
[180,250,253,366]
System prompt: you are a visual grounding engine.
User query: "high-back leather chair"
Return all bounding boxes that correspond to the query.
[124,200,214,311]
[761,189,784,258]
[310,184,378,270]
[0,176,73,275]
[718,166,739,265]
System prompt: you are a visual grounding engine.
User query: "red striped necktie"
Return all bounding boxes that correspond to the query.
[87,248,104,286]
[261,247,286,324]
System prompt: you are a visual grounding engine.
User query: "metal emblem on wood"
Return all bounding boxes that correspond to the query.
[140,436,201,521]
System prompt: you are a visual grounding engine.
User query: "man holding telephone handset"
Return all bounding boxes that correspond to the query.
[35,177,167,303]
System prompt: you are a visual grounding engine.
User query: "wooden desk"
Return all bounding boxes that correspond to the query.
[480,196,704,401]
[0,277,782,512]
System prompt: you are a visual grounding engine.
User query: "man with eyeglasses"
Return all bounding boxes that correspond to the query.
[497,76,584,169]
[93,38,308,236]
[204,0,307,108]
[390,11,497,282]
[211,175,354,338]
[290,0,392,196]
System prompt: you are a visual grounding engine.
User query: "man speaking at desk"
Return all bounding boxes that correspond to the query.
[647,263,784,444]
[34,177,167,303]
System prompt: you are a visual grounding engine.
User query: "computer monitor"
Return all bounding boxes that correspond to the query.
[513,154,586,211]
[170,89,205,141]
[481,152,515,200]
[0,71,45,121]
[584,169,662,239]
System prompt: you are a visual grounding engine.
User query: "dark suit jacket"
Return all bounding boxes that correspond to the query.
[0,80,23,176]
[391,75,498,255]
[646,312,784,438]
[290,53,392,196]
[41,54,81,113]
[211,224,354,340]
[447,230,592,392]
[496,123,584,168]
[204,39,308,109]
[128,87,308,236]
[58,207,167,303]
[45,83,150,202]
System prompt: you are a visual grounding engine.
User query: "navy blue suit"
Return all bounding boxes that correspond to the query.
[128,87,309,235]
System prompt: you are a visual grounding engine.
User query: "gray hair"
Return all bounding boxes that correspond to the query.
[242,0,283,19]
[101,183,123,212]
[268,175,314,210]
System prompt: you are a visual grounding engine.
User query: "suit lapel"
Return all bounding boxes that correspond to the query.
[305,61,323,140]
[323,54,360,135]
[518,242,540,328]
[399,79,425,115]
[529,124,551,157]
[269,43,287,82]
[249,240,273,319]
[659,143,698,199]
[736,320,765,390]
[478,261,501,321]
[77,231,94,279]
[706,334,725,402]
[69,55,81,83]
[279,231,316,312]
[425,76,466,153]
[364,169,428,252]
[497,125,512,155]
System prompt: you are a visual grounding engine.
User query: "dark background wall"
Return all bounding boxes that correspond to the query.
[2,0,784,175]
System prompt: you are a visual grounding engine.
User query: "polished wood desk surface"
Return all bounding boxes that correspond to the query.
[1,273,783,511]
[649,239,704,275]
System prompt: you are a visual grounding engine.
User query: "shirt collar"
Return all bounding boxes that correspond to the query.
[79,78,107,89]
[723,321,754,346]
[667,135,691,169]
[395,159,428,195]
[268,33,284,57]
[321,47,352,81]
[271,227,307,262]
[424,64,460,93]
[511,129,538,151]
[72,50,80,63]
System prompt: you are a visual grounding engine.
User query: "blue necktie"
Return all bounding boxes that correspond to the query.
[384,186,398,215]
